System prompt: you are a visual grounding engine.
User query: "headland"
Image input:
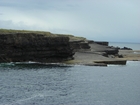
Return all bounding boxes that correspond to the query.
[0,29,140,66]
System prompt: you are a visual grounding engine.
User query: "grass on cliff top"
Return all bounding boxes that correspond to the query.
[0,29,53,36]
[55,34,86,41]
[0,28,87,41]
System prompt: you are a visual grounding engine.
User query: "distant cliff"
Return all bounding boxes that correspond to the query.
[0,33,74,63]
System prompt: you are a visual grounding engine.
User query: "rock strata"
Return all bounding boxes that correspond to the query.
[89,42,119,56]
[70,40,90,51]
[0,33,74,63]
[65,40,128,66]
[94,41,109,46]
[1,29,139,66]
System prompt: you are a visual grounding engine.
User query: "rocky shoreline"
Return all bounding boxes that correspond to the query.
[0,29,140,66]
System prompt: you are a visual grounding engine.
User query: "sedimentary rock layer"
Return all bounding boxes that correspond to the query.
[0,33,74,63]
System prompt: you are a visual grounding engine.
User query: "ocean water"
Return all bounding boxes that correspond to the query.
[0,43,140,105]
[109,42,140,50]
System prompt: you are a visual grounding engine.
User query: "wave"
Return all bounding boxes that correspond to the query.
[0,61,74,68]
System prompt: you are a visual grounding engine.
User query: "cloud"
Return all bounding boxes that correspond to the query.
[0,0,140,43]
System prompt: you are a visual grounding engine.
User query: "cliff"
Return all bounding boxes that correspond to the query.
[1,29,139,66]
[0,33,74,63]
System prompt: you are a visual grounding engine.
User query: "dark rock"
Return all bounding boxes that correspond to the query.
[0,33,74,63]
[70,40,90,51]
[87,40,94,44]
[120,47,132,50]
[89,42,119,56]
[94,41,109,46]
[102,52,108,57]
[118,54,123,58]
[104,48,119,55]
[94,60,127,65]
[84,63,107,66]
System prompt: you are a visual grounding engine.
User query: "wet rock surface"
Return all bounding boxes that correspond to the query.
[67,39,140,66]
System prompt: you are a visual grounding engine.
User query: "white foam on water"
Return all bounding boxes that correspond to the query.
[11,91,57,105]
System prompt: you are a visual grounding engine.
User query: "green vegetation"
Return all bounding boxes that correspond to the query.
[55,34,86,41]
[0,28,86,41]
[0,28,53,36]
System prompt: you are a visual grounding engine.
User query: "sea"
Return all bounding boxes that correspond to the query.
[0,43,140,105]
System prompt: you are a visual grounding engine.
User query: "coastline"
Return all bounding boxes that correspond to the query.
[0,29,140,66]
[64,42,140,66]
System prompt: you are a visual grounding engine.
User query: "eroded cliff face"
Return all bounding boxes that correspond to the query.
[0,33,74,63]
[70,40,90,51]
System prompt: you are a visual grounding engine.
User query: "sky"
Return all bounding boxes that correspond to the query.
[0,0,140,43]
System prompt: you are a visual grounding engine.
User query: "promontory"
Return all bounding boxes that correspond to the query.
[0,29,140,66]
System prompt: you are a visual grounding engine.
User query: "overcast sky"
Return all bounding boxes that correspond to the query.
[0,0,139,43]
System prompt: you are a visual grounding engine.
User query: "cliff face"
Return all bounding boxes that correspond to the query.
[0,33,74,63]
[70,40,90,51]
